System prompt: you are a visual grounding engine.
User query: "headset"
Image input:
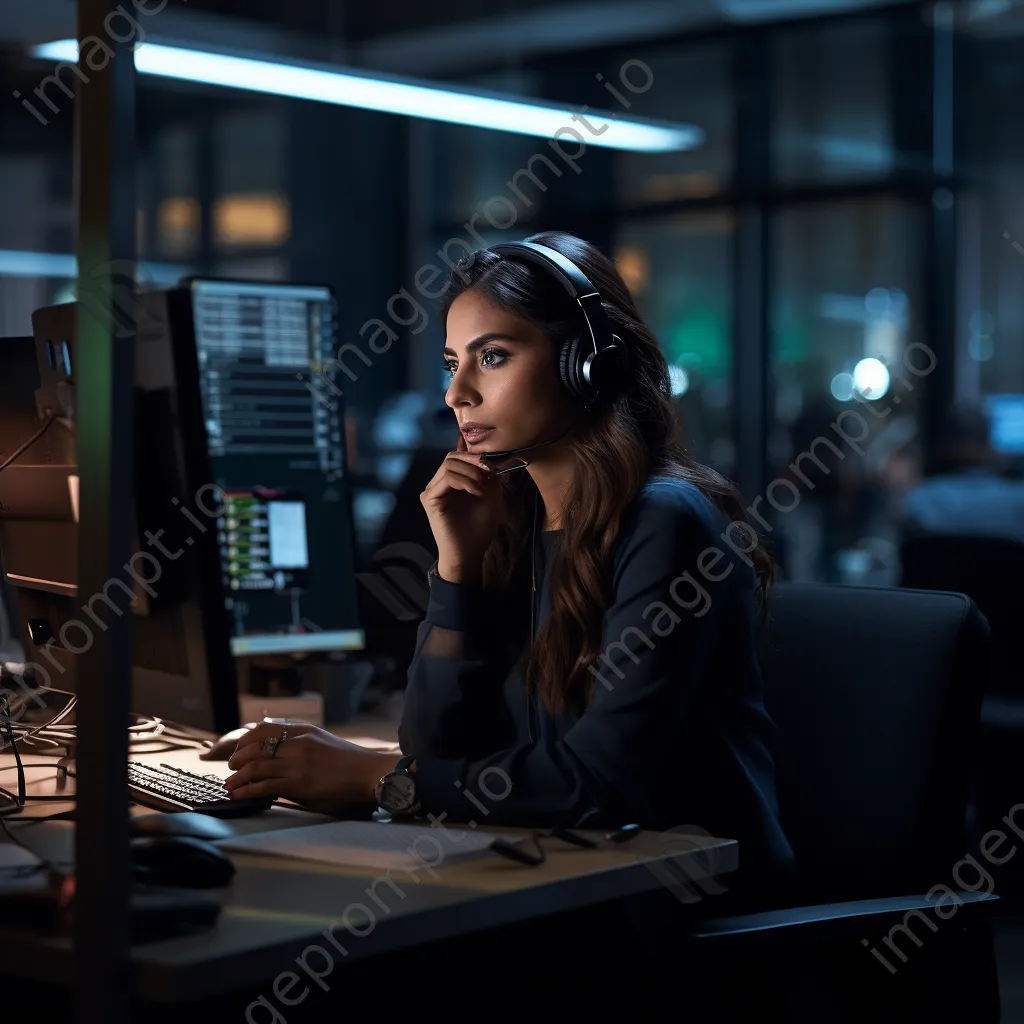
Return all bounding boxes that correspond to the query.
[471,240,630,468]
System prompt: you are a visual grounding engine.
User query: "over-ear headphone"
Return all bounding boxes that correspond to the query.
[488,240,629,411]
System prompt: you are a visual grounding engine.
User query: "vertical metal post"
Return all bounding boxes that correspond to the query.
[892,2,958,472]
[731,33,772,507]
[197,108,215,275]
[73,2,136,1022]
[924,2,958,468]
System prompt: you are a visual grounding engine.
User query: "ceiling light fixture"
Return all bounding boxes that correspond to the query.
[32,40,702,153]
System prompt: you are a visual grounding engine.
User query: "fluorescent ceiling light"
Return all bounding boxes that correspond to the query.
[0,250,77,278]
[32,40,701,153]
[0,250,188,283]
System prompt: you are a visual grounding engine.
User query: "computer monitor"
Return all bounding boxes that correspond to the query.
[0,279,366,731]
[983,394,1024,456]
[0,313,239,734]
[168,278,365,657]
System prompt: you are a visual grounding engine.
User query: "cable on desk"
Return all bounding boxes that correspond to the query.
[0,763,70,800]
[0,785,71,811]
[2,693,78,754]
[4,700,211,756]
[5,808,75,826]
[489,827,600,866]
[0,694,25,807]
[125,717,211,750]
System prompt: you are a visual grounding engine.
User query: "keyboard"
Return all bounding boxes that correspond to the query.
[127,762,274,816]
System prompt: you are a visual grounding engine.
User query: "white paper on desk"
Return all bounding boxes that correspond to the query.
[217,820,523,871]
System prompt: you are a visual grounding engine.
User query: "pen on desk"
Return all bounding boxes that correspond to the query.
[548,827,597,849]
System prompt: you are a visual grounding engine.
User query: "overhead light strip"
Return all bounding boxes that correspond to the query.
[31,39,702,153]
[0,250,188,282]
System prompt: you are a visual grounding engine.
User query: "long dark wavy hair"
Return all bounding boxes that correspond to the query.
[439,231,775,716]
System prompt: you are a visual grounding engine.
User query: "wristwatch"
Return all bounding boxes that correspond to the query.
[374,754,420,818]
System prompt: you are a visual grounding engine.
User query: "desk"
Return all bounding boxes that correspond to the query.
[0,717,738,1011]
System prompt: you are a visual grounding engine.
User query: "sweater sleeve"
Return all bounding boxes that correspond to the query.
[398,571,518,760]
[404,487,750,829]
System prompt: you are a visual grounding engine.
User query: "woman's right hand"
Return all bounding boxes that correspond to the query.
[420,448,505,584]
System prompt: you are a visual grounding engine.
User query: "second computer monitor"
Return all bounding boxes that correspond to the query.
[984,394,1024,456]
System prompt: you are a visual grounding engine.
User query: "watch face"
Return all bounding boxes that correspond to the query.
[382,772,417,813]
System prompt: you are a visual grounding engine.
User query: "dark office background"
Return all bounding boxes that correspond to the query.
[1,0,1020,585]
[1,0,1024,1017]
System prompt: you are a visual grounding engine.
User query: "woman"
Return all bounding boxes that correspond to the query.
[226,231,794,906]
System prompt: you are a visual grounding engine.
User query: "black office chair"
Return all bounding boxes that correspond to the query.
[684,583,1001,1023]
[898,533,1024,701]
[898,533,1024,900]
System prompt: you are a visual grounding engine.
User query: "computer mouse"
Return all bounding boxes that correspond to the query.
[130,836,236,889]
[198,723,258,761]
[132,811,237,841]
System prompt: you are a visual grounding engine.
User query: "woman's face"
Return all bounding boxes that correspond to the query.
[443,289,575,455]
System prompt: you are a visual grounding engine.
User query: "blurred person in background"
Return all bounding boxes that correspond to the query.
[898,404,1024,543]
[773,394,861,582]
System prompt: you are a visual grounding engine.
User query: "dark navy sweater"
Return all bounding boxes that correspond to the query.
[398,474,796,891]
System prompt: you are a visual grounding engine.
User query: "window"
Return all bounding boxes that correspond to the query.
[954,19,1024,408]
[769,198,925,584]
[614,42,733,207]
[615,211,734,474]
[773,18,893,185]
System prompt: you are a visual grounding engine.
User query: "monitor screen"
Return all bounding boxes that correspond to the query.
[188,280,364,656]
[984,394,1024,455]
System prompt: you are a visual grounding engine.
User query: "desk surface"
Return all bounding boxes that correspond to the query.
[0,713,738,1002]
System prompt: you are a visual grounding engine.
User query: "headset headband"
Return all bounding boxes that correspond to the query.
[490,240,597,297]
[488,241,615,356]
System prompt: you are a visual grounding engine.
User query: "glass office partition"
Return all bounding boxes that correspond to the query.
[955,15,1024,413]
[769,198,925,584]
[614,211,735,474]
[613,41,733,207]
[772,16,894,185]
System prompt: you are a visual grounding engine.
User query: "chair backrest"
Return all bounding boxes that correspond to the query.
[899,533,1024,695]
[757,582,990,903]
